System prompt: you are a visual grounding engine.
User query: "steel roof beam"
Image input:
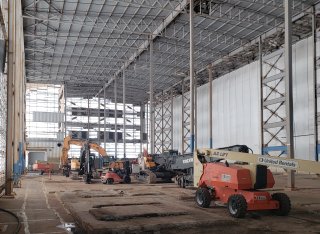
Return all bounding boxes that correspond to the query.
[94,0,189,98]
[23,14,156,36]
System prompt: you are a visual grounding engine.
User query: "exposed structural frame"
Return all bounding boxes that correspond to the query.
[6,0,26,196]
[93,0,188,98]
[154,90,174,153]
[259,0,319,188]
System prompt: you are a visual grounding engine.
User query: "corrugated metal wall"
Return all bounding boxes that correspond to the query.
[170,36,317,160]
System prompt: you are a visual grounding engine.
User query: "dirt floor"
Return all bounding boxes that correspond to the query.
[1,173,320,234]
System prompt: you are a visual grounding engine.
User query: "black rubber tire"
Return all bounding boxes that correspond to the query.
[227,194,247,218]
[84,174,91,184]
[180,177,186,188]
[272,193,291,216]
[106,178,114,184]
[123,175,131,184]
[195,187,211,208]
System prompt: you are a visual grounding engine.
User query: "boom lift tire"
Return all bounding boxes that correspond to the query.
[195,187,211,208]
[106,178,114,184]
[271,193,291,216]
[84,175,91,184]
[227,194,247,218]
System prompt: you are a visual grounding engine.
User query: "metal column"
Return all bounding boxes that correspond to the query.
[312,6,319,161]
[98,95,101,145]
[123,70,126,158]
[5,0,15,195]
[64,85,67,137]
[189,0,195,153]
[140,103,146,153]
[170,89,174,149]
[284,0,295,188]
[259,36,264,155]
[87,97,90,140]
[103,85,106,150]
[150,36,155,154]
[146,104,149,152]
[208,64,213,148]
[114,79,118,159]
[181,81,185,154]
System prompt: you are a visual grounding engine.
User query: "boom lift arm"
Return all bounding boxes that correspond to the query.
[194,148,320,187]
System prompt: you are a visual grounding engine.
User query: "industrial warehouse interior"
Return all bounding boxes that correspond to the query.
[1,0,320,233]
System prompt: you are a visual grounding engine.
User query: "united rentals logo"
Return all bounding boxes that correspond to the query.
[258,157,298,169]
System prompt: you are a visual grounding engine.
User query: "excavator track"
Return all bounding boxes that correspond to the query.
[144,169,157,184]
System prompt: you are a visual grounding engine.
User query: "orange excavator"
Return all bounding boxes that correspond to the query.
[58,134,107,178]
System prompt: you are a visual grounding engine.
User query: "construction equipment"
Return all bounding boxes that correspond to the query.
[58,134,108,178]
[101,161,131,184]
[176,145,252,188]
[194,148,320,218]
[135,146,249,185]
[135,149,178,183]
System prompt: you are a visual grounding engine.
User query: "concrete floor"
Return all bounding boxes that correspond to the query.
[1,173,320,234]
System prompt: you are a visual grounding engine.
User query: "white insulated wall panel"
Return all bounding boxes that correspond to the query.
[211,62,261,153]
[33,112,64,123]
[292,37,316,160]
[169,36,316,161]
[196,84,210,148]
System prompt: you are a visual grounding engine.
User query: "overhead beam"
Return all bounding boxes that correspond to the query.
[94,0,188,98]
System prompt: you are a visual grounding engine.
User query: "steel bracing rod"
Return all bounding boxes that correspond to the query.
[284,0,295,189]
[0,3,7,39]
[94,0,188,98]
[123,68,126,158]
[190,0,195,153]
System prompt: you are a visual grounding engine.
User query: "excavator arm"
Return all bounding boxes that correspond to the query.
[88,143,107,157]
[59,135,108,168]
